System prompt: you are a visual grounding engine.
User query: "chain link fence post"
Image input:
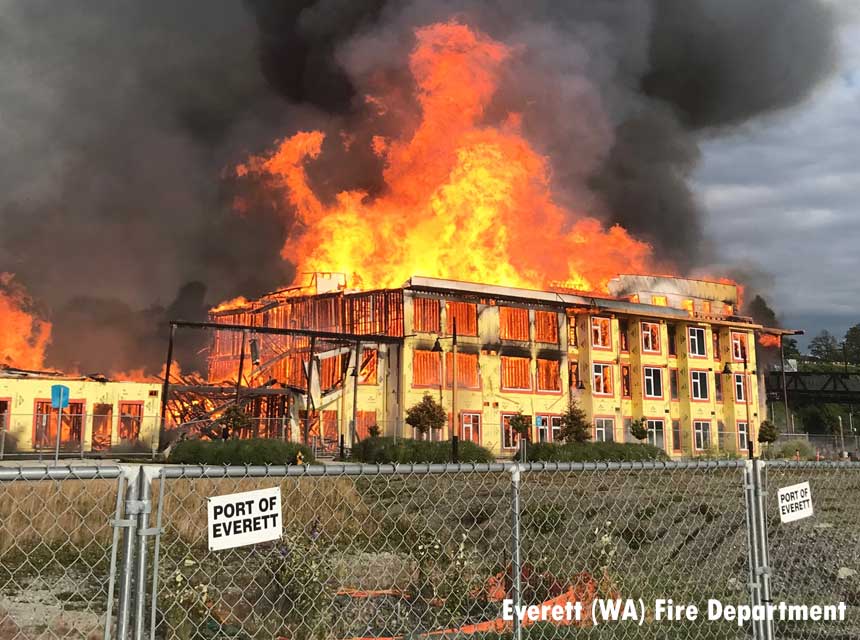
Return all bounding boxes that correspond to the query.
[115,467,141,640]
[753,459,775,640]
[743,460,763,639]
[510,462,522,640]
[133,468,158,640]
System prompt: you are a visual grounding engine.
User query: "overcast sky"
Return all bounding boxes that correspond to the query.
[695,3,859,345]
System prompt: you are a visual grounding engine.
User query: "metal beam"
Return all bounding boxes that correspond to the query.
[169,320,403,344]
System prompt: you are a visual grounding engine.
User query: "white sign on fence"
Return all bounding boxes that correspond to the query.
[207,486,283,550]
[777,481,814,523]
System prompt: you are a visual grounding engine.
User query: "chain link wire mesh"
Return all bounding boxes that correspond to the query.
[0,466,124,639]
[3,460,859,640]
[519,461,751,640]
[148,462,760,640]
[764,461,860,639]
[151,465,514,640]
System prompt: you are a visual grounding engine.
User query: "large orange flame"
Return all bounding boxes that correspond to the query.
[0,273,52,370]
[238,21,654,293]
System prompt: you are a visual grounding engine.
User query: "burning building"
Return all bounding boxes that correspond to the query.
[205,273,769,457]
[0,366,161,456]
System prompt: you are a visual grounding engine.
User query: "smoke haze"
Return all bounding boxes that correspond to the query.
[0,0,837,373]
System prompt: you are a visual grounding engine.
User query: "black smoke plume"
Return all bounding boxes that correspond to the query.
[0,0,836,374]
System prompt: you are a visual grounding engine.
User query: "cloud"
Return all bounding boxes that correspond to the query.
[694,18,860,335]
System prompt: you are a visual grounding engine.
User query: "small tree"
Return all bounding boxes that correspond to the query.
[508,412,532,442]
[559,397,591,443]
[406,394,447,437]
[757,420,779,445]
[629,418,648,442]
[219,404,252,438]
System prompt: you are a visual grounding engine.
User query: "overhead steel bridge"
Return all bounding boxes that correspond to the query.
[765,371,860,404]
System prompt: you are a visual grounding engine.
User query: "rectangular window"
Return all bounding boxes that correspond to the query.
[712,331,721,359]
[446,301,477,336]
[735,373,746,402]
[551,416,562,442]
[667,325,677,356]
[714,372,723,402]
[592,363,613,396]
[502,413,520,449]
[445,352,480,389]
[702,301,712,315]
[569,362,579,389]
[594,417,615,442]
[356,410,377,441]
[641,322,661,353]
[619,319,629,352]
[536,359,562,392]
[535,311,559,343]
[621,365,631,398]
[568,317,578,348]
[672,420,682,452]
[737,421,749,452]
[414,297,440,333]
[670,369,679,400]
[461,412,481,443]
[694,420,711,451]
[322,410,338,440]
[91,403,113,451]
[412,350,441,386]
[646,419,665,450]
[536,415,550,443]
[320,353,346,390]
[118,401,141,441]
[591,316,611,349]
[500,306,529,341]
[501,356,531,391]
[643,367,664,398]
[651,295,668,306]
[358,348,378,385]
[681,299,694,314]
[732,332,748,361]
[688,327,707,357]
[691,370,710,401]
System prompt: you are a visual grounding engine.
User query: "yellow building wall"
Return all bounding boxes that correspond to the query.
[351,294,762,459]
[0,378,161,453]
[398,296,568,454]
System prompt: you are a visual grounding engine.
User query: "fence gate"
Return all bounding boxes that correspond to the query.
[0,465,127,639]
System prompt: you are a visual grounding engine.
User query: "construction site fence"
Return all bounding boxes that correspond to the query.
[1,460,859,640]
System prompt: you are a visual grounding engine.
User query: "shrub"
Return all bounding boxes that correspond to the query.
[758,419,779,444]
[167,437,315,465]
[526,441,668,462]
[405,394,446,436]
[350,436,494,464]
[628,418,648,442]
[558,398,591,443]
[769,438,815,460]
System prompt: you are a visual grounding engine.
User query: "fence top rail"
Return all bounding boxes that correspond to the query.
[764,459,860,470]
[159,458,745,479]
[0,464,123,481]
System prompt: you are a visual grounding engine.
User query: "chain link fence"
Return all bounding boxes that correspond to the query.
[1,461,858,639]
[0,465,126,639]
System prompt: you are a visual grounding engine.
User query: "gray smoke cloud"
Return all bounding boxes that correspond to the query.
[0,0,836,373]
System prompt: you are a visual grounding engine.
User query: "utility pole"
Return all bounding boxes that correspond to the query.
[780,334,791,433]
[452,317,458,444]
